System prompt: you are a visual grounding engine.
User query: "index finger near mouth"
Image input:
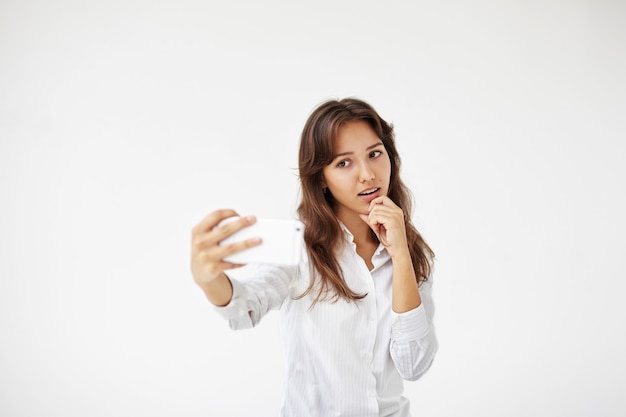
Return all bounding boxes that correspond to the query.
[368,197,385,211]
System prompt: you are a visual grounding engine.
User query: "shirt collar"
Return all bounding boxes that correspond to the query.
[337,220,388,259]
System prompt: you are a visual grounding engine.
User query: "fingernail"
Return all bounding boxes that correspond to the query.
[245,215,256,222]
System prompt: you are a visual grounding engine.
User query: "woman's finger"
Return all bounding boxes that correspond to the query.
[213,235,263,260]
[210,215,258,245]
[192,209,240,235]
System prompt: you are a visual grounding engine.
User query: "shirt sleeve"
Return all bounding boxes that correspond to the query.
[213,264,296,330]
[389,278,438,381]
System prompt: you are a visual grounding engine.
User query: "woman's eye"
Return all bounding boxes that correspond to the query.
[370,150,382,158]
[337,159,351,168]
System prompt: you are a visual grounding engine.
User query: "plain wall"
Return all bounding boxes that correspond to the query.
[1,1,625,416]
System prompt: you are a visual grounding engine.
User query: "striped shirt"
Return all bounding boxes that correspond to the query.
[216,224,437,417]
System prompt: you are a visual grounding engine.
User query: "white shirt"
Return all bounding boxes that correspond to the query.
[216,225,437,417]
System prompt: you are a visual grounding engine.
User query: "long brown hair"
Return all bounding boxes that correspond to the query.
[297,98,434,304]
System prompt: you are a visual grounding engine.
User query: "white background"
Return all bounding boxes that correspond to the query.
[1,1,625,416]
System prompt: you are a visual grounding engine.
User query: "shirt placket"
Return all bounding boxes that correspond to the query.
[358,254,380,407]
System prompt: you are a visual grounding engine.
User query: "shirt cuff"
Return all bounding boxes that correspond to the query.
[390,303,431,343]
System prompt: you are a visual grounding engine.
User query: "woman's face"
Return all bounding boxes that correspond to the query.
[322,120,391,224]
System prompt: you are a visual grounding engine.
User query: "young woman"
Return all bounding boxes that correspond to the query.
[191,98,437,417]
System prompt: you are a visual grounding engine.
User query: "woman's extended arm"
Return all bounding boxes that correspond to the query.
[190,209,261,306]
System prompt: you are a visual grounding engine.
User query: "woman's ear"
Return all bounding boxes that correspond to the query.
[320,179,328,195]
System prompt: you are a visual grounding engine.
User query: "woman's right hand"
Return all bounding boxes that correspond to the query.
[190,209,261,287]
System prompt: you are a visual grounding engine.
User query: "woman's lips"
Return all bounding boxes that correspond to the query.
[358,187,380,202]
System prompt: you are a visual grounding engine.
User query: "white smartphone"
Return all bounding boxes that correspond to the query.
[219,218,305,266]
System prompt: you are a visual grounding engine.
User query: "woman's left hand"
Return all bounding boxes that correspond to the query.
[359,196,409,258]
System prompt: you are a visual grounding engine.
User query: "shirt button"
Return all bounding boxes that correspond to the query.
[368,389,376,397]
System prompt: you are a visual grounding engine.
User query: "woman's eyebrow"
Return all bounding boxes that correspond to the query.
[366,141,384,150]
[332,141,383,159]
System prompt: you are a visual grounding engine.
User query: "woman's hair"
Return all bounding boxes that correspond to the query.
[297,97,434,304]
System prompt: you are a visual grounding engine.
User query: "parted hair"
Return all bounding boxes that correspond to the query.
[297,98,434,304]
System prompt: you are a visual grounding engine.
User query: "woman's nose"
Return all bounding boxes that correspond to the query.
[359,163,375,183]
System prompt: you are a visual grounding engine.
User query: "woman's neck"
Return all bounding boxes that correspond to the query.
[338,214,378,270]
[337,211,378,248]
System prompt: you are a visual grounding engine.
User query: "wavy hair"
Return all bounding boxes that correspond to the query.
[297,98,434,305]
